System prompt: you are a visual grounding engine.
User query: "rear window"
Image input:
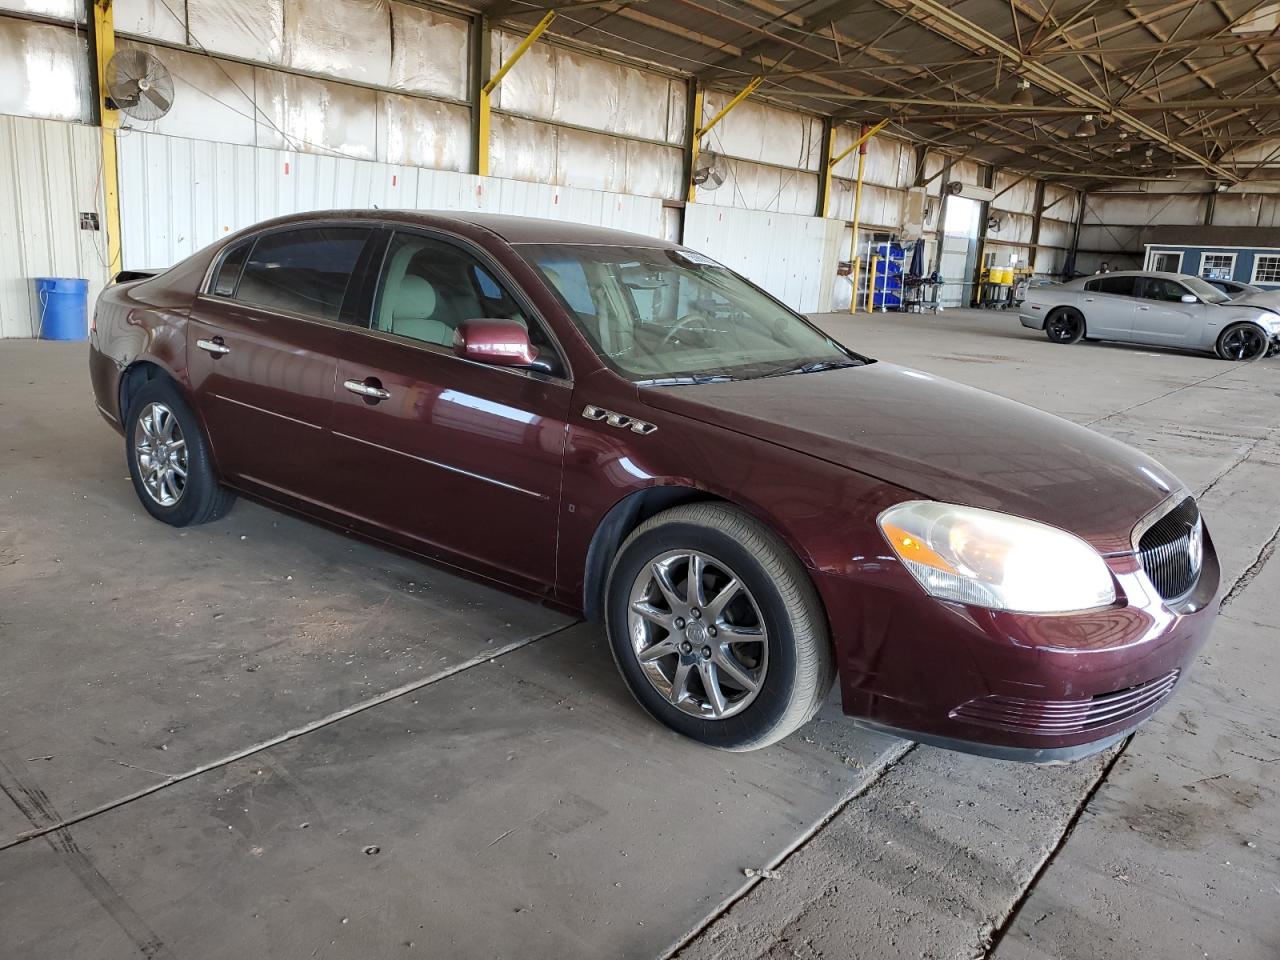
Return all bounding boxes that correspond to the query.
[233,227,371,321]
[1097,275,1137,296]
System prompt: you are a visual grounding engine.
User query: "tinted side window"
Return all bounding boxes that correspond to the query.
[1097,275,1137,297]
[1140,277,1188,303]
[372,232,557,361]
[212,241,250,297]
[234,227,370,321]
[1084,278,1101,292]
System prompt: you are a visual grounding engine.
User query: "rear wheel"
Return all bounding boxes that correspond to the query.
[1045,308,1085,344]
[1215,322,1268,361]
[125,378,235,526]
[604,503,834,751]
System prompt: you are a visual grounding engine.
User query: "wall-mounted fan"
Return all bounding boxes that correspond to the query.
[105,49,174,121]
[692,152,726,191]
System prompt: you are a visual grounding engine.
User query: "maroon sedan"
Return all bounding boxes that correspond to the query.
[89,211,1218,760]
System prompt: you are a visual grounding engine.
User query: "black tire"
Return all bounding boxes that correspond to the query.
[1215,322,1268,362]
[124,377,235,526]
[1045,308,1085,344]
[604,503,834,751]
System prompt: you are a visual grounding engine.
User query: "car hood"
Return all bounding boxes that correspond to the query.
[639,362,1182,555]
[1227,292,1280,315]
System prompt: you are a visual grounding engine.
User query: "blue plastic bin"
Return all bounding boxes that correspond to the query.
[35,277,89,341]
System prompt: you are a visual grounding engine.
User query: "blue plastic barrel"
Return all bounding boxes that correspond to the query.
[35,277,89,341]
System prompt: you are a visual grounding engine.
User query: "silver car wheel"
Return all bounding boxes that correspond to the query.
[626,549,768,720]
[133,401,189,507]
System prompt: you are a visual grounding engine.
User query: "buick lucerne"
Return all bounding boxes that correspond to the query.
[89,211,1219,760]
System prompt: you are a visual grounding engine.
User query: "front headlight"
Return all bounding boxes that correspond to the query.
[878,501,1116,614]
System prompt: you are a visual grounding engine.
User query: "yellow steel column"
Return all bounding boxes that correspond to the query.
[688,76,762,203]
[687,88,705,203]
[820,123,836,218]
[94,0,122,277]
[477,10,556,178]
[840,120,888,314]
[849,136,867,314]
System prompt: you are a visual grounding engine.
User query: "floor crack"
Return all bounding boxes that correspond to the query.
[0,621,578,853]
[1220,521,1280,609]
[659,739,916,959]
[977,739,1130,958]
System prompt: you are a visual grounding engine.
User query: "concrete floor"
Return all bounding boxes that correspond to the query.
[0,309,1276,959]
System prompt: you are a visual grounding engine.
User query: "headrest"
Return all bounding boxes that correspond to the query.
[393,275,436,321]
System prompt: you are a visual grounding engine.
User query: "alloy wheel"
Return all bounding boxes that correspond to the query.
[1047,313,1079,342]
[626,550,768,720]
[1222,325,1265,360]
[133,401,189,507]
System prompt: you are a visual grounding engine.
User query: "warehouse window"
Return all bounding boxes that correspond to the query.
[1198,252,1236,280]
[234,227,371,322]
[1252,255,1280,284]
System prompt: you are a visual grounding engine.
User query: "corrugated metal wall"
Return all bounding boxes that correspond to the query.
[116,130,666,270]
[116,131,850,315]
[684,203,844,314]
[0,115,108,338]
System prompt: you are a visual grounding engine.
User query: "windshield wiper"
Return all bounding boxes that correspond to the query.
[760,359,861,378]
[635,374,738,386]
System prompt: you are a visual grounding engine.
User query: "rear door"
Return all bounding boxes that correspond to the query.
[1132,276,1201,347]
[327,228,573,594]
[1079,274,1138,338]
[187,224,376,500]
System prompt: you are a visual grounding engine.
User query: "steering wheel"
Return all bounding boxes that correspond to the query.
[661,311,713,347]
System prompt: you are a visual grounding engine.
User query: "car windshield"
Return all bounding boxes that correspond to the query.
[517,243,861,382]
[1181,275,1231,303]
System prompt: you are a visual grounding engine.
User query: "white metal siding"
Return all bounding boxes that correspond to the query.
[683,203,841,314]
[0,115,108,338]
[117,131,666,270]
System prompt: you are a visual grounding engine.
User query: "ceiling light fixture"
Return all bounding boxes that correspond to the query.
[1012,79,1033,107]
[1075,114,1097,137]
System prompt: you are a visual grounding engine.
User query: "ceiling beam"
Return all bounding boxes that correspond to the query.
[872,0,1242,182]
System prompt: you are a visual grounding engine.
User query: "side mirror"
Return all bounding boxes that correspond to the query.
[454,318,541,368]
[1180,293,1199,304]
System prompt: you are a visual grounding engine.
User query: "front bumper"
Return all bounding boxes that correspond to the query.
[817,526,1220,762]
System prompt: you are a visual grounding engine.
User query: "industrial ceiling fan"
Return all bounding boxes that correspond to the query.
[104,48,175,122]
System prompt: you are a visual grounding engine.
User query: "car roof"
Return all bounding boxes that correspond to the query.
[244,208,678,249]
[1085,270,1193,281]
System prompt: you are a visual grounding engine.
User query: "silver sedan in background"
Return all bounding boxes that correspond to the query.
[1020,270,1280,360]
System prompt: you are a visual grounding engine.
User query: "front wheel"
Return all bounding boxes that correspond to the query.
[1216,322,1269,361]
[1045,308,1085,344]
[604,503,834,751]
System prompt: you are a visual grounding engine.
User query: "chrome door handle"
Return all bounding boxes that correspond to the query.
[1139,305,1151,310]
[1083,297,1095,302]
[196,338,230,355]
[344,379,391,400]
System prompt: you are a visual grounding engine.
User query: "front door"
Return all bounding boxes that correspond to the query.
[1133,276,1202,347]
[328,229,573,594]
[187,225,375,500]
[1148,250,1183,273]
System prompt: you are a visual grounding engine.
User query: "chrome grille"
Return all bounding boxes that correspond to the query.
[951,670,1180,735]
[1137,497,1203,602]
